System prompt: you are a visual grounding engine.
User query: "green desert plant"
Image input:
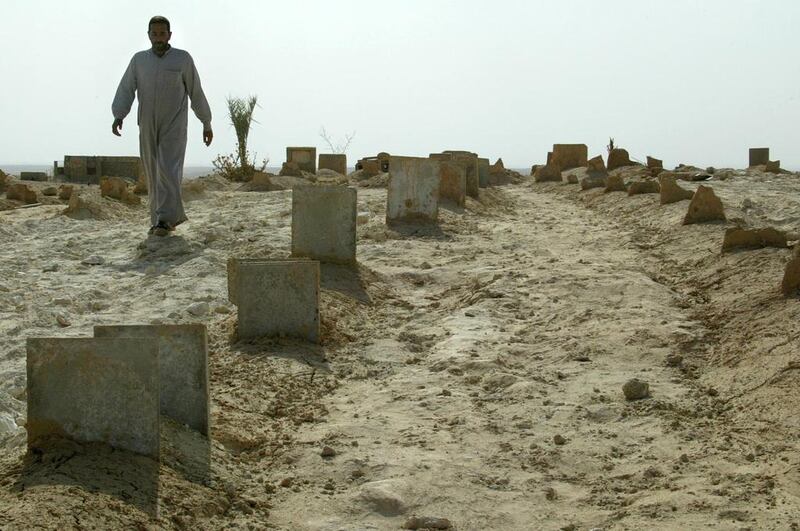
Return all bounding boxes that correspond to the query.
[213,95,266,181]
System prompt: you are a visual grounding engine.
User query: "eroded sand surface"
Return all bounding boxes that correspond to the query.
[0,169,799,530]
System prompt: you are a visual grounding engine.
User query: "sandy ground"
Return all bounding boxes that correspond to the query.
[0,167,798,530]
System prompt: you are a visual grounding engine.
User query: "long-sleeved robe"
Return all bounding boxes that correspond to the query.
[112,47,212,227]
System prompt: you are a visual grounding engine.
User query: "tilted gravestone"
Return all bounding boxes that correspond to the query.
[228,258,320,342]
[386,156,440,224]
[93,324,209,436]
[292,186,357,264]
[26,337,160,457]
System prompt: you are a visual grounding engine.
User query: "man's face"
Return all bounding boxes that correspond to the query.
[148,23,171,54]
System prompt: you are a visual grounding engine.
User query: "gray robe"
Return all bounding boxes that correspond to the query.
[112,47,212,227]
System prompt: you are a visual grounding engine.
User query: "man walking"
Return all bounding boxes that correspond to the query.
[112,16,213,236]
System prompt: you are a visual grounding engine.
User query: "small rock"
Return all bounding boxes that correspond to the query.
[42,186,58,196]
[186,302,209,316]
[403,516,452,530]
[56,314,71,327]
[622,378,650,400]
[359,480,407,516]
[420,261,433,270]
[42,263,59,272]
[214,305,231,314]
[357,211,371,225]
[321,446,336,458]
[553,434,567,446]
[544,487,557,500]
[464,311,476,317]
[279,477,293,488]
[81,255,105,266]
[707,387,719,397]
[665,354,683,367]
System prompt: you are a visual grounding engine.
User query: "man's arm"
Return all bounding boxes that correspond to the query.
[184,55,213,145]
[111,56,137,136]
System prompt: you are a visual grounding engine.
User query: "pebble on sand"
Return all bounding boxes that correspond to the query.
[321,446,336,458]
[403,515,452,529]
[622,378,650,400]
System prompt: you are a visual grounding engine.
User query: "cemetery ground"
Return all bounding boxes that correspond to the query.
[0,168,799,529]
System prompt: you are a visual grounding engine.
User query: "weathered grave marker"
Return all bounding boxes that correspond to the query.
[93,324,209,435]
[386,156,440,224]
[26,337,160,457]
[228,258,320,342]
[292,186,357,264]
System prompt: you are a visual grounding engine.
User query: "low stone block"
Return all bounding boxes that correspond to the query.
[386,156,440,224]
[608,148,635,171]
[490,158,505,174]
[604,175,626,192]
[228,259,320,342]
[534,164,562,183]
[42,186,58,196]
[318,154,347,175]
[659,175,694,204]
[683,185,726,224]
[477,158,490,188]
[749,147,769,167]
[439,162,466,207]
[20,172,47,181]
[291,186,357,264]
[721,227,787,252]
[287,147,317,173]
[765,160,781,174]
[552,144,588,170]
[580,176,606,190]
[26,337,160,457]
[627,180,660,195]
[428,153,453,161]
[566,174,579,184]
[647,156,663,169]
[452,155,479,198]
[94,324,209,436]
[6,183,37,204]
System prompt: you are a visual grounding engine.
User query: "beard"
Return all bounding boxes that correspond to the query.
[152,41,169,53]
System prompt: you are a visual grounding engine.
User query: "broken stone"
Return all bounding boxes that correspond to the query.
[622,378,649,400]
[553,434,567,445]
[6,183,37,204]
[607,148,635,171]
[279,161,303,177]
[665,354,683,367]
[58,185,74,200]
[781,255,800,296]
[321,445,336,458]
[359,480,407,516]
[42,186,58,196]
[683,185,726,224]
[580,176,606,190]
[534,164,562,183]
[56,314,71,327]
[100,176,140,205]
[659,175,694,205]
[627,180,660,196]
[551,144,588,170]
[765,160,781,174]
[489,158,505,175]
[566,174,579,184]
[81,255,105,266]
[647,156,663,169]
[604,175,626,192]
[186,302,209,316]
[403,516,452,530]
[722,227,788,252]
[586,155,607,175]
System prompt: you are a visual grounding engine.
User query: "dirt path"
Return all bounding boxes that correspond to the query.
[268,184,785,530]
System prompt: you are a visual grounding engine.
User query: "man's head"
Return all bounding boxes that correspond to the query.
[148,16,171,55]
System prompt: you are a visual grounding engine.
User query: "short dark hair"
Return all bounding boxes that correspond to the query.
[148,16,170,32]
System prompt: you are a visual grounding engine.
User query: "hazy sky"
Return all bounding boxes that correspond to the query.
[1,0,798,169]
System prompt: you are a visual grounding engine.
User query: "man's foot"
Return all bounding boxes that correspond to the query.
[153,221,172,237]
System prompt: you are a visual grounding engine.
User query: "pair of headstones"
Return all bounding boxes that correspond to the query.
[227,185,358,342]
[26,324,208,458]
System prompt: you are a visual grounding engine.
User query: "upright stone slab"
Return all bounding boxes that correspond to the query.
[292,186,357,264]
[429,153,453,161]
[452,155,479,198]
[749,148,769,167]
[286,147,317,173]
[20,172,47,181]
[26,337,160,458]
[386,156,440,224]
[93,324,209,436]
[318,154,347,175]
[552,144,588,170]
[228,259,320,342]
[477,158,490,188]
[438,162,466,207]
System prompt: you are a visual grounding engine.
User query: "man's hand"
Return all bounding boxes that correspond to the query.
[112,118,123,136]
[203,129,213,146]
